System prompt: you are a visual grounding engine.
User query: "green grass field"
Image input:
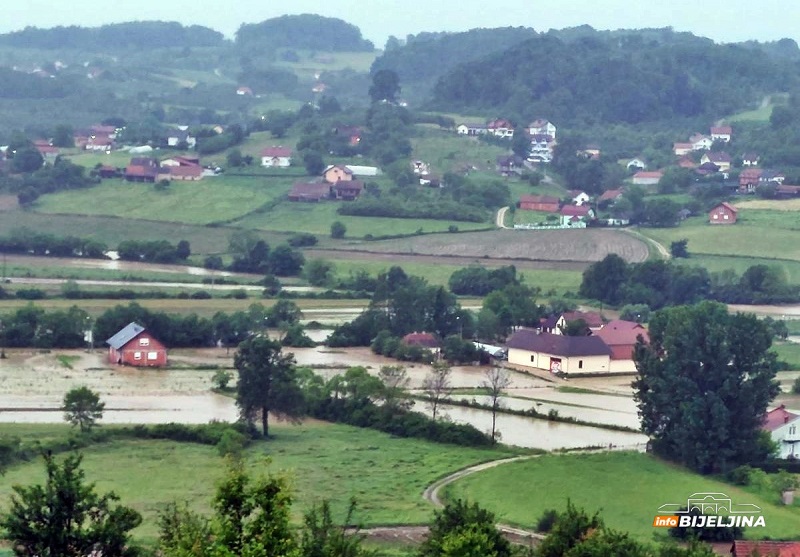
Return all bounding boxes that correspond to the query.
[411,128,507,175]
[773,342,800,370]
[443,451,800,543]
[0,422,515,545]
[67,150,146,169]
[32,176,295,225]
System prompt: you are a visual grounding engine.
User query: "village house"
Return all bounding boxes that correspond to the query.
[689,133,713,151]
[569,191,591,205]
[456,122,488,136]
[106,322,168,367]
[762,405,800,460]
[528,134,555,163]
[760,169,786,185]
[496,154,525,176]
[731,540,800,556]
[528,119,557,139]
[287,182,331,202]
[236,86,253,96]
[708,202,738,224]
[710,125,732,142]
[739,168,763,193]
[34,140,59,163]
[594,320,649,373]
[742,152,760,167]
[260,146,293,168]
[165,129,196,149]
[626,157,647,171]
[673,142,693,156]
[539,311,605,335]
[579,144,601,160]
[598,188,624,205]
[560,204,594,225]
[332,180,364,200]
[518,194,559,212]
[776,184,800,198]
[632,171,664,185]
[700,151,732,171]
[168,165,204,181]
[486,118,514,138]
[677,155,697,169]
[402,332,441,355]
[124,157,162,183]
[323,164,355,183]
[507,329,612,375]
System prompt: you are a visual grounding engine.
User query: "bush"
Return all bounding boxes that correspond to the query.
[726,465,754,486]
[16,288,46,300]
[536,509,559,533]
[190,290,212,299]
[212,370,233,390]
[793,377,800,395]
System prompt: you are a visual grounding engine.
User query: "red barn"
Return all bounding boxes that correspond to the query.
[519,195,560,212]
[708,202,737,224]
[106,322,168,367]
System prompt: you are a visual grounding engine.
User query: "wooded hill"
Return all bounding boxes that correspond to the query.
[424,27,800,126]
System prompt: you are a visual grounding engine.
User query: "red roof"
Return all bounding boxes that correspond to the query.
[520,195,559,205]
[288,182,330,201]
[333,180,364,192]
[762,405,800,432]
[706,152,731,163]
[487,118,513,129]
[170,165,203,178]
[598,189,623,202]
[716,202,738,214]
[732,540,800,557]
[633,171,664,179]
[125,165,159,178]
[710,126,732,135]
[560,205,591,217]
[673,142,693,150]
[594,320,649,346]
[402,332,440,348]
[562,311,604,328]
[261,146,292,157]
[529,119,551,128]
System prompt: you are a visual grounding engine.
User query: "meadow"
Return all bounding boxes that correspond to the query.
[442,451,800,543]
[410,128,507,175]
[32,175,295,225]
[0,422,516,545]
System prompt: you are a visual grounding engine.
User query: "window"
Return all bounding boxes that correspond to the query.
[147,352,158,360]
[530,355,535,362]
[791,425,797,435]
[139,338,150,346]
[578,360,583,369]
[723,215,729,220]
[134,351,142,360]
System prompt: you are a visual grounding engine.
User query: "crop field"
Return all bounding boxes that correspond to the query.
[0,422,514,545]
[443,451,800,543]
[327,229,650,263]
[32,176,295,225]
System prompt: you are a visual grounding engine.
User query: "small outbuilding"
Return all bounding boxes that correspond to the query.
[106,322,168,367]
[708,202,737,225]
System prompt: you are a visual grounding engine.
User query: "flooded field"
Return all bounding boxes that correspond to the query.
[0,348,645,450]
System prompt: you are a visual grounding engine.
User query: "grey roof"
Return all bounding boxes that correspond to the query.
[506,329,612,357]
[106,322,145,349]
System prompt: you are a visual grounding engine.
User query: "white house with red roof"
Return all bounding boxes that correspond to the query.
[528,119,556,139]
[560,204,594,226]
[689,133,713,151]
[486,118,514,138]
[700,151,732,171]
[632,171,664,185]
[762,405,800,459]
[261,146,293,168]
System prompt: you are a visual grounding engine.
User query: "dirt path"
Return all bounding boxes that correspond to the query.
[496,206,509,229]
[620,228,670,260]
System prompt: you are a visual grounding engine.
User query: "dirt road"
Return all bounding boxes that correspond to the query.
[496,206,509,229]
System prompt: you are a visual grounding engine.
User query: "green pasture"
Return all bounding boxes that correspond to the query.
[0,422,514,545]
[32,176,295,225]
[67,149,142,169]
[513,209,561,226]
[443,451,800,543]
[411,128,507,175]
[639,210,800,262]
[233,199,490,236]
[274,49,378,75]
[773,342,800,370]
[674,254,800,284]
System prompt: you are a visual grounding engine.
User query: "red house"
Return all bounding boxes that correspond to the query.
[106,322,168,367]
[519,195,559,212]
[708,202,737,225]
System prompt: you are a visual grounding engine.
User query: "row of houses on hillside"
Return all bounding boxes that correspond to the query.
[673,126,732,155]
[457,118,558,163]
[287,164,366,202]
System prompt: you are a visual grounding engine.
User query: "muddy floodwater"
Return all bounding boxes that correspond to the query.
[0,348,647,450]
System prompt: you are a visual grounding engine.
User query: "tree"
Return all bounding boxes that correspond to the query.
[481,368,511,443]
[422,362,452,421]
[330,221,347,239]
[302,149,325,175]
[670,239,689,258]
[52,124,75,148]
[226,148,244,168]
[378,365,411,410]
[633,301,781,473]
[268,244,305,276]
[234,336,305,437]
[579,254,630,305]
[304,259,335,287]
[418,499,511,557]
[63,386,105,433]
[300,499,373,557]
[11,147,44,173]
[176,240,191,260]
[1,452,141,556]
[369,69,401,103]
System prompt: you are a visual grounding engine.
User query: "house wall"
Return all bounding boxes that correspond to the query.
[109,332,168,367]
[709,206,736,224]
[324,167,352,183]
[261,156,291,168]
[770,420,800,459]
[609,358,638,373]
[632,177,660,186]
[508,348,610,374]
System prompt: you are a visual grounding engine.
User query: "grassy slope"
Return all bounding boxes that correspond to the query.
[443,452,800,543]
[0,422,515,545]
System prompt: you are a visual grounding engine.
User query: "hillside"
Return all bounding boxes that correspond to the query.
[428,31,800,126]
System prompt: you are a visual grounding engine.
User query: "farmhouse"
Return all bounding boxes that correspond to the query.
[560,204,594,225]
[673,142,693,156]
[106,322,167,367]
[710,125,732,142]
[456,122,488,136]
[762,405,800,460]
[528,118,556,139]
[742,152,760,167]
[708,202,737,224]
[323,164,355,183]
[739,168,763,193]
[594,320,649,373]
[124,157,161,182]
[700,151,731,171]
[261,146,293,168]
[332,180,364,200]
[288,182,331,202]
[507,329,612,375]
[540,311,605,335]
[689,133,713,151]
[496,155,525,176]
[528,134,555,163]
[632,171,663,185]
[519,194,559,212]
[486,118,514,138]
[598,188,623,205]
